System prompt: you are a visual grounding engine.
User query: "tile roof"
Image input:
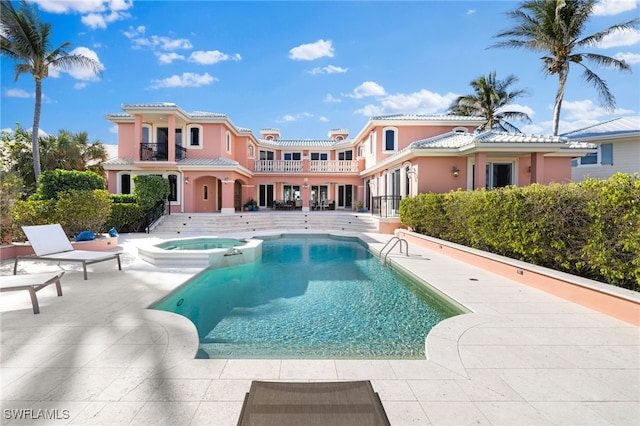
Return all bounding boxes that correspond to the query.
[372,114,486,122]
[178,158,239,166]
[561,116,640,139]
[102,157,134,165]
[410,130,570,149]
[258,138,353,148]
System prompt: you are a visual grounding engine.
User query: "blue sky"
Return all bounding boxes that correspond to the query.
[2,0,639,146]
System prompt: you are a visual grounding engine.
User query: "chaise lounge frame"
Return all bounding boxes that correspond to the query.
[13,224,122,280]
[0,271,65,314]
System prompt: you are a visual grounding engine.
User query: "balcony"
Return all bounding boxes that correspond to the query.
[140,143,187,161]
[254,160,358,173]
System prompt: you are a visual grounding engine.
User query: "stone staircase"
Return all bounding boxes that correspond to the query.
[150,211,379,235]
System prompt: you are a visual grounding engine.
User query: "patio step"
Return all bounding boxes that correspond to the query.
[151,212,378,235]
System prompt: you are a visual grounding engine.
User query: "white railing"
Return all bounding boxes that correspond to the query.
[254,160,303,172]
[310,160,358,172]
[254,160,358,173]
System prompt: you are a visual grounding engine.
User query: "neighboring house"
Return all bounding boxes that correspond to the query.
[564,116,640,182]
[103,103,595,223]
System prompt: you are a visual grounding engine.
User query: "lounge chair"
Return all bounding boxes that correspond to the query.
[0,271,64,314]
[13,224,122,280]
[237,380,390,426]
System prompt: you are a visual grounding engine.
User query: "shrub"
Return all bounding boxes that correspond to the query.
[400,173,639,290]
[31,169,104,200]
[133,175,170,211]
[0,171,24,243]
[109,194,137,204]
[104,202,146,233]
[10,199,56,241]
[52,189,112,237]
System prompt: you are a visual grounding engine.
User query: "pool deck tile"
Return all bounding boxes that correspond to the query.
[1,230,639,425]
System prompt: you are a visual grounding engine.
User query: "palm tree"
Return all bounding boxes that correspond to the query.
[0,0,102,183]
[492,0,639,135]
[447,71,532,133]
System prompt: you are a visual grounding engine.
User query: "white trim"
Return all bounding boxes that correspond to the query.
[187,124,203,149]
[382,126,398,152]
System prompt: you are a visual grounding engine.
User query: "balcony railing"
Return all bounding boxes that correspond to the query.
[254,160,358,173]
[310,160,358,172]
[140,143,187,161]
[371,195,402,218]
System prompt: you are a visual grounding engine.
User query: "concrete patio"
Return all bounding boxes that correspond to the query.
[1,231,638,425]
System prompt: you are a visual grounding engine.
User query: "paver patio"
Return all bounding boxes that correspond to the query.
[1,230,638,425]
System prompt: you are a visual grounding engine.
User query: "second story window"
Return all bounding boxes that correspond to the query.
[226,131,232,153]
[142,126,150,144]
[248,143,255,158]
[284,152,302,160]
[259,150,274,160]
[310,152,328,160]
[383,127,397,152]
[189,126,201,147]
[338,150,353,160]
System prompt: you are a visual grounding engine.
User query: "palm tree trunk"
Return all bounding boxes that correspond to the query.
[32,77,43,184]
[552,70,568,136]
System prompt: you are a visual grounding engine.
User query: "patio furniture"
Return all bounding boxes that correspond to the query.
[13,224,122,280]
[0,271,64,314]
[237,380,390,426]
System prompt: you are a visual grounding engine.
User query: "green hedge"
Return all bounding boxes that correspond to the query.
[400,173,640,291]
[103,203,146,233]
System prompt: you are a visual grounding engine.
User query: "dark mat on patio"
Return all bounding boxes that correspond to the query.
[237,380,390,426]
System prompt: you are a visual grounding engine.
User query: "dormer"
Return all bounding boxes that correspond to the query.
[328,128,350,141]
[260,128,281,141]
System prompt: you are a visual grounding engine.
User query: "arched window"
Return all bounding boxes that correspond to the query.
[383,127,397,152]
[248,143,255,158]
[187,125,202,148]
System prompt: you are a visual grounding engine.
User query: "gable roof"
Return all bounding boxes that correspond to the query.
[561,116,640,140]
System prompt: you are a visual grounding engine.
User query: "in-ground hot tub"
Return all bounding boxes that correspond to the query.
[138,236,262,268]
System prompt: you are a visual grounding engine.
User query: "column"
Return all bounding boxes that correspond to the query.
[474,152,487,190]
[531,152,545,184]
[221,178,235,215]
[168,115,176,162]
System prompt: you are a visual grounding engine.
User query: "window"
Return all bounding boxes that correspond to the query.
[383,127,397,151]
[120,173,131,194]
[142,126,150,144]
[168,174,177,201]
[226,131,231,153]
[175,129,182,146]
[203,185,209,200]
[357,144,364,157]
[485,162,513,189]
[189,126,201,146]
[310,152,328,160]
[369,132,375,154]
[338,150,353,160]
[284,152,302,160]
[573,143,613,167]
[248,143,255,158]
[259,150,274,160]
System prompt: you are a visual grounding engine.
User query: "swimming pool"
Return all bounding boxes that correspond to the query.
[157,238,244,250]
[151,234,464,359]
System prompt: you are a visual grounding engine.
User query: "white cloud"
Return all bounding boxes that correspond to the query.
[308,65,348,75]
[123,25,145,39]
[466,9,476,15]
[324,94,341,103]
[615,51,640,64]
[354,89,458,116]
[275,112,314,123]
[73,82,87,90]
[319,116,329,122]
[593,0,638,16]
[345,81,386,99]
[63,47,105,81]
[156,52,185,64]
[597,28,640,48]
[188,50,242,64]
[6,88,31,98]
[34,0,133,29]
[499,103,535,116]
[150,72,217,89]
[289,39,334,60]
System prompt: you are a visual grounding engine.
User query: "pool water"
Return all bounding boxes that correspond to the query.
[151,235,463,359]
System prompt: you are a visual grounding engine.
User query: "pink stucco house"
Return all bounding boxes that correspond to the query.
[103,103,595,217]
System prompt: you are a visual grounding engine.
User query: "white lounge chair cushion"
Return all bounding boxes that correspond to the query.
[22,224,74,256]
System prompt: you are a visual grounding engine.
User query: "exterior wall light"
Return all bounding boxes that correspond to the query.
[452,166,460,177]
[222,176,230,184]
[184,176,189,184]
